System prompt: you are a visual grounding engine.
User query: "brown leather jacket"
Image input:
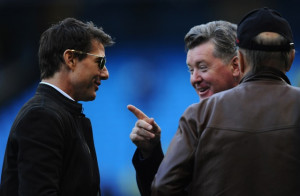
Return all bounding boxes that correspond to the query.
[151,68,300,196]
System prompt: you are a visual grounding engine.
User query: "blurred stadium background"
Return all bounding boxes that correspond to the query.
[1,0,300,195]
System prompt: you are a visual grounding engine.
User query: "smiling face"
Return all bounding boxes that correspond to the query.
[187,41,238,100]
[70,39,109,101]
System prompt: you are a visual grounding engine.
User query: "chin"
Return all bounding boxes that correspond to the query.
[89,95,97,101]
[81,94,96,102]
[199,93,212,100]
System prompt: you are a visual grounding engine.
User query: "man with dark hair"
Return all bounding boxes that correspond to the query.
[151,7,300,195]
[128,20,241,196]
[0,18,114,196]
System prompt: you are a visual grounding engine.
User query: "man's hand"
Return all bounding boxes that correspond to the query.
[127,104,161,159]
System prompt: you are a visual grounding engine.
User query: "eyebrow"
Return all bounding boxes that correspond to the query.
[187,59,206,67]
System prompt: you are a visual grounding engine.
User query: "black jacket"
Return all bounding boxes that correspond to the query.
[132,143,164,196]
[0,84,100,196]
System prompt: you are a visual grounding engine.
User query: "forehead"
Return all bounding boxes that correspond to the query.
[90,39,105,55]
[186,41,217,64]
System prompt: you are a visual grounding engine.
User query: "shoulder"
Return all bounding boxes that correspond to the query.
[180,89,236,123]
[182,95,219,119]
[289,85,300,92]
[12,94,70,133]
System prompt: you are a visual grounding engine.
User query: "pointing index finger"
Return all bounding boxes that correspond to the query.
[127,104,149,120]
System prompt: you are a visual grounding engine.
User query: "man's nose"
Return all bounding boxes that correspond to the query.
[191,69,202,83]
[100,66,109,80]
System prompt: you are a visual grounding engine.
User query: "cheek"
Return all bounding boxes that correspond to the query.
[72,71,94,89]
[213,73,235,90]
[212,66,231,82]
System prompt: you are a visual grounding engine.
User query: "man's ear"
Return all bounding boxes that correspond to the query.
[286,49,295,72]
[63,50,76,71]
[229,56,240,78]
[238,50,245,74]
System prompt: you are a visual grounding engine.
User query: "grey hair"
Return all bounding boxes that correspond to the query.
[239,33,293,72]
[184,20,237,64]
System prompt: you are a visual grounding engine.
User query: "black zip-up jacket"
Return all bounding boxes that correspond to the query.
[0,84,101,196]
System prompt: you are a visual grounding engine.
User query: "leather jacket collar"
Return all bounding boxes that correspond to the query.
[239,66,291,85]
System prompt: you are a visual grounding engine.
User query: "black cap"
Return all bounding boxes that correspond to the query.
[237,7,294,51]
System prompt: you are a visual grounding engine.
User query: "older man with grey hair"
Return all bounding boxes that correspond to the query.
[128,20,241,196]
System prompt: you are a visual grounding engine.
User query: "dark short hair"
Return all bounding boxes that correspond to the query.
[184,20,237,64]
[38,17,114,79]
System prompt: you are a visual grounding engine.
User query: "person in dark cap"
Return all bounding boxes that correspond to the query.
[150,7,300,196]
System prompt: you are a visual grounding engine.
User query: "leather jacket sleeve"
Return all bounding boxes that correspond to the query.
[151,106,199,196]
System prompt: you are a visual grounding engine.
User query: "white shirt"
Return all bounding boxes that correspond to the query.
[40,81,75,101]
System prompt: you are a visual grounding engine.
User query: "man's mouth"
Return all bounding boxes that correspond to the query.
[95,81,100,86]
[195,86,210,98]
[94,80,101,91]
[198,87,209,92]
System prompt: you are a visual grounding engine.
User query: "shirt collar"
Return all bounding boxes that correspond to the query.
[40,81,75,101]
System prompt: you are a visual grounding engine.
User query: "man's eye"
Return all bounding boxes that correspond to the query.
[188,68,194,74]
[198,65,208,71]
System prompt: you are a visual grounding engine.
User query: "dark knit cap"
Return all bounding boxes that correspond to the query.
[237,7,294,51]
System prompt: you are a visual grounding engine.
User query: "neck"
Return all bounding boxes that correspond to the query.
[240,66,290,85]
[42,72,74,100]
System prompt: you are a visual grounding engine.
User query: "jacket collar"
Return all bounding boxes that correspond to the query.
[36,83,84,116]
[239,66,291,85]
